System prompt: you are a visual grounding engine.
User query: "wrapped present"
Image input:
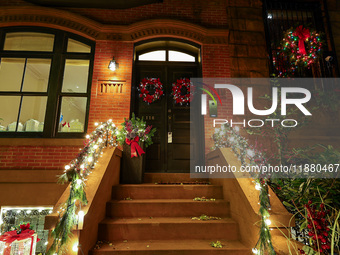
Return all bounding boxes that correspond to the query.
[0,224,39,255]
[24,119,40,132]
[38,122,44,132]
[0,241,5,254]
[69,119,83,132]
[7,122,23,132]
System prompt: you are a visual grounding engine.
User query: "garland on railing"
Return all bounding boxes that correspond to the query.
[213,124,276,255]
[47,120,117,255]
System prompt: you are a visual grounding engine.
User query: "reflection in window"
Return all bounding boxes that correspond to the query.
[23,59,51,92]
[4,32,55,52]
[0,58,25,92]
[67,39,91,53]
[62,60,90,93]
[59,97,87,133]
[139,50,166,61]
[0,96,21,131]
[169,51,195,62]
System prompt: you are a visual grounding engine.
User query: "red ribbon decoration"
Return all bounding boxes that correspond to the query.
[125,136,145,158]
[0,224,40,255]
[295,25,310,55]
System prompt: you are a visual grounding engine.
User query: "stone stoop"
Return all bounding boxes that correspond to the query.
[90,174,251,255]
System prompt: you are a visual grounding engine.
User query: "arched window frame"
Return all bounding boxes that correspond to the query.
[0,27,95,138]
[136,47,198,63]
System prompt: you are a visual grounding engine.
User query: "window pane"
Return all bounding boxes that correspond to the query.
[22,59,51,92]
[58,97,87,133]
[139,50,166,61]
[4,32,54,52]
[169,51,195,62]
[61,60,89,93]
[0,58,25,92]
[19,96,47,132]
[67,39,91,53]
[0,96,21,132]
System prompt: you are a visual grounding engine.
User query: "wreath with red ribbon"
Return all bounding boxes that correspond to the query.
[274,25,323,77]
[172,78,193,105]
[139,78,164,104]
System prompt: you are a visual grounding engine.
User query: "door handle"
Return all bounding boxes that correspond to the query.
[168,114,172,143]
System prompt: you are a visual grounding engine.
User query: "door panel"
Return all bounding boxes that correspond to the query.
[135,66,166,172]
[166,67,196,172]
[135,64,197,172]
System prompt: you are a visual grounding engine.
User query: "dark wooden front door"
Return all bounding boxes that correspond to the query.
[135,63,198,172]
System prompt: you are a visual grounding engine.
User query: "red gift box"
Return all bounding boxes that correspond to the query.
[0,224,40,255]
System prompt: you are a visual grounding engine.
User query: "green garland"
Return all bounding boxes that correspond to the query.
[274,26,323,77]
[47,120,117,255]
[116,113,156,148]
[255,179,276,255]
[213,124,276,255]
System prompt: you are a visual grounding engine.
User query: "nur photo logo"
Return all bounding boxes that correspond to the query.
[199,82,312,128]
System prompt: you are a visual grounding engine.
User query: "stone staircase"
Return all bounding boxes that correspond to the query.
[90,174,250,255]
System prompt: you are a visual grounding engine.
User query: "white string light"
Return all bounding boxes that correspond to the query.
[48,119,118,255]
[255,183,262,190]
[213,124,274,254]
[265,218,272,226]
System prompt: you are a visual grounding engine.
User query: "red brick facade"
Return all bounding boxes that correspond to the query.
[88,41,134,131]
[0,0,267,170]
[0,146,81,170]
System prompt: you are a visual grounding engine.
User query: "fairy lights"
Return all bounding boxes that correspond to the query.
[274,26,323,77]
[213,124,275,254]
[47,120,117,255]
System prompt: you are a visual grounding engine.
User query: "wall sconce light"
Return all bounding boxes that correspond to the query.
[108,57,119,71]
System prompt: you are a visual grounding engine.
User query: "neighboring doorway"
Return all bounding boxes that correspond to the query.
[132,40,202,173]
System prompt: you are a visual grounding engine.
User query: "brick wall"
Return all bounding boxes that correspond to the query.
[227,0,269,78]
[0,146,81,170]
[327,0,340,75]
[88,41,134,132]
[202,44,232,152]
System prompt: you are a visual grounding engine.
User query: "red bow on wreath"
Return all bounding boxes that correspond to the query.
[125,136,145,158]
[295,25,310,55]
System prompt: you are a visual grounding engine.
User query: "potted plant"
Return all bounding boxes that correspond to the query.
[117,113,156,184]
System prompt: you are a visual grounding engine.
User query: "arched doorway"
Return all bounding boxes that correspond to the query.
[132,39,202,173]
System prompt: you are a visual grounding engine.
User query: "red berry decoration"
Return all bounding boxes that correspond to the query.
[304,203,331,254]
[139,78,164,104]
[172,78,193,105]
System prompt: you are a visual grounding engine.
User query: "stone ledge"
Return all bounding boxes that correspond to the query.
[0,169,62,183]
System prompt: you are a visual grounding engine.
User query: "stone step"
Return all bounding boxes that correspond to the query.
[90,240,250,255]
[112,184,223,199]
[106,199,230,218]
[98,217,239,241]
[143,173,208,183]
